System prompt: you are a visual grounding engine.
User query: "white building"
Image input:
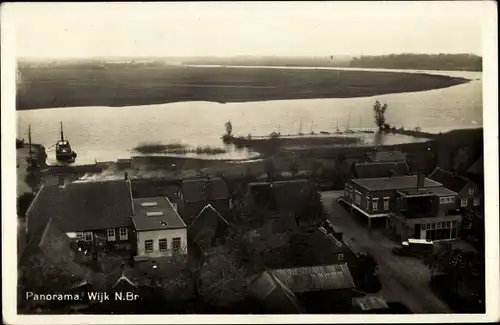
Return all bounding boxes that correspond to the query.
[132,197,187,259]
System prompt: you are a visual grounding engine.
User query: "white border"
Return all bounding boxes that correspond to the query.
[2,2,498,324]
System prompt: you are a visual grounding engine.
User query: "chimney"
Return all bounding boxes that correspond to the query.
[124,172,128,180]
[417,173,425,189]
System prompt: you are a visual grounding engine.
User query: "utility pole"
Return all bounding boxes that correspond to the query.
[28,125,32,156]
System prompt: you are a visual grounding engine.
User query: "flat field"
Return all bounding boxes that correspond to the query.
[16,62,469,110]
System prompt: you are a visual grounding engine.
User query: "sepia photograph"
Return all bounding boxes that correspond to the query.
[1,1,498,324]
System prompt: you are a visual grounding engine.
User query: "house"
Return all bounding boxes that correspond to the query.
[429,167,482,211]
[389,186,463,241]
[188,204,235,254]
[466,154,484,182]
[25,178,136,251]
[341,174,449,230]
[246,271,304,313]
[132,197,187,259]
[243,179,322,229]
[173,177,231,225]
[110,256,195,309]
[353,161,410,179]
[365,150,407,163]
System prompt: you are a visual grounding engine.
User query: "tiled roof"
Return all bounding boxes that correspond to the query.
[270,263,355,293]
[352,175,442,191]
[429,167,471,193]
[181,178,229,202]
[367,150,406,162]
[354,161,410,179]
[26,180,134,235]
[246,271,303,313]
[132,197,186,231]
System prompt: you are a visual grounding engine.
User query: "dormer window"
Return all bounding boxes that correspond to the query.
[141,202,158,207]
[146,211,164,217]
[468,188,474,195]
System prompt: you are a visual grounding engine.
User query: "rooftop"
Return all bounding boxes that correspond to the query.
[352,175,442,191]
[428,167,472,193]
[467,155,483,176]
[397,186,457,197]
[181,177,229,202]
[354,161,410,179]
[26,180,134,235]
[366,150,406,163]
[270,263,355,293]
[133,197,186,231]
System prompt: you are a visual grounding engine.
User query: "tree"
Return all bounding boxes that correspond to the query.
[18,192,35,218]
[373,100,389,129]
[225,121,233,137]
[264,159,276,181]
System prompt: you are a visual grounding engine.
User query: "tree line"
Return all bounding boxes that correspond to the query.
[350,54,482,71]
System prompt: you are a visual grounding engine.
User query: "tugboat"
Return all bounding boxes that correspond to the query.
[55,122,77,163]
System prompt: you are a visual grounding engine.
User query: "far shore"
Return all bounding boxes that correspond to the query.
[16,63,471,110]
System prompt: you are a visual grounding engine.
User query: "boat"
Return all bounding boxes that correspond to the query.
[298,120,304,136]
[309,121,316,135]
[55,122,77,163]
[335,118,343,134]
[358,116,375,133]
[320,131,331,135]
[345,112,355,134]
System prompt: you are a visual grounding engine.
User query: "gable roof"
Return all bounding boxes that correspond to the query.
[270,263,355,293]
[246,271,303,313]
[132,197,186,231]
[366,150,406,163]
[26,180,134,235]
[19,217,89,284]
[428,167,472,193]
[188,204,232,242]
[180,177,229,202]
[354,161,410,179]
[467,155,484,176]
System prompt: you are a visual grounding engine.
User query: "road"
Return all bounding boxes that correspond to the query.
[321,190,452,314]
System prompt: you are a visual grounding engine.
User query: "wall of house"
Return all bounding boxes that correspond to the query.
[459,182,481,210]
[390,214,462,241]
[67,226,135,247]
[345,181,395,214]
[136,228,187,258]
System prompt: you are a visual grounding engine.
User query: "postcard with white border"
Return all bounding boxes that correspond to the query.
[2,1,498,324]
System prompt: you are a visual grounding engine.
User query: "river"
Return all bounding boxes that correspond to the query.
[16,66,482,166]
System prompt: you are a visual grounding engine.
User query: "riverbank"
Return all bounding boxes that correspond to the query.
[28,127,482,192]
[17,63,470,110]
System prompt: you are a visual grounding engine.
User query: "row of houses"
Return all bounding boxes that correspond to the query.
[21,172,386,313]
[339,150,484,242]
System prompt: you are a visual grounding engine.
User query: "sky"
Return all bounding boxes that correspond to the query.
[5,2,489,59]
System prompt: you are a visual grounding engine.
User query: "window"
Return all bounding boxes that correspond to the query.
[107,229,116,241]
[338,254,344,261]
[84,232,93,242]
[446,222,451,227]
[141,202,158,207]
[440,196,455,204]
[473,197,480,206]
[146,211,164,217]
[372,198,379,212]
[76,232,83,239]
[144,240,153,253]
[461,198,468,207]
[159,239,168,252]
[431,223,435,230]
[383,197,390,211]
[119,228,128,240]
[421,224,427,230]
[468,188,474,195]
[354,191,361,205]
[171,237,181,254]
[365,196,370,210]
